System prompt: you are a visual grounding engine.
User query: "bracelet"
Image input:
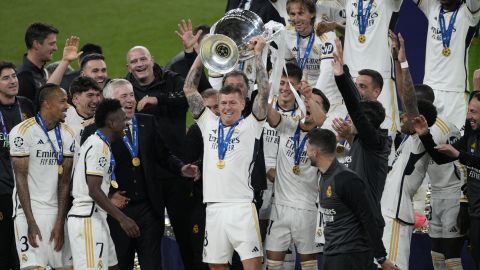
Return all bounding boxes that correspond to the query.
[376,256,387,265]
[400,61,409,69]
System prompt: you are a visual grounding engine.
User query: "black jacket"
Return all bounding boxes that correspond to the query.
[17,54,47,108]
[81,113,184,216]
[319,160,387,259]
[225,0,285,25]
[126,64,188,160]
[334,68,390,227]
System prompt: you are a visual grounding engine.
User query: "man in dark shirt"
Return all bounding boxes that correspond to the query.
[17,22,59,107]
[306,128,398,270]
[0,61,34,270]
[225,0,285,24]
[125,45,195,269]
[414,91,480,267]
[166,21,211,91]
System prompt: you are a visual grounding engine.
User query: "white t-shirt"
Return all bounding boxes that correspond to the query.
[197,108,265,203]
[343,0,403,78]
[10,117,75,215]
[273,115,319,211]
[65,105,91,146]
[417,0,480,92]
[428,117,463,198]
[69,134,113,218]
[263,100,301,169]
[381,135,429,224]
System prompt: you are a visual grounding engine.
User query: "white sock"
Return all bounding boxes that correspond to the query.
[267,259,284,270]
[300,260,317,270]
[432,251,447,270]
[445,258,463,270]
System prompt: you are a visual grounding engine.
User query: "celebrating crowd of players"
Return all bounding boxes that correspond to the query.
[1,0,480,269]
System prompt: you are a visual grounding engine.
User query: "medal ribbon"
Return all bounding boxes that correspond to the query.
[217,116,244,161]
[96,130,116,181]
[0,100,24,148]
[122,116,139,158]
[358,0,374,36]
[439,5,460,49]
[293,124,308,166]
[35,113,63,166]
[296,27,315,71]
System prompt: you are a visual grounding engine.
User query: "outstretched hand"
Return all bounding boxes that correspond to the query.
[62,36,83,62]
[248,36,267,56]
[332,38,344,76]
[175,19,203,53]
[412,116,428,136]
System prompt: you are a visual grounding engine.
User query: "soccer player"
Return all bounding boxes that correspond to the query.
[306,128,398,270]
[0,60,34,269]
[65,76,101,143]
[80,54,109,90]
[183,36,270,270]
[264,77,329,270]
[10,83,75,269]
[413,0,480,130]
[342,0,402,136]
[68,99,140,269]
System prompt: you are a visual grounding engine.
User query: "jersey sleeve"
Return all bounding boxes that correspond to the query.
[390,0,404,12]
[464,0,480,24]
[85,141,110,177]
[415,0,431,16]
[62,124,76,157]
[196,107,217,135]
[275,114,298,136]
[9,125,31,157]
[246,114,267,139]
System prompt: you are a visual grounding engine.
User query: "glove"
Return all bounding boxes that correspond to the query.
[456,202,470,235]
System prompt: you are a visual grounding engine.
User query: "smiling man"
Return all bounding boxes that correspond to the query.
[18,22,59,106]
[80,53,109,90]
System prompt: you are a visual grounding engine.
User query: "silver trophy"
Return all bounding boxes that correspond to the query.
[200,9,281,74]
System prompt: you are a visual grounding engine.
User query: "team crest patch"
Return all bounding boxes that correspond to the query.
[246,64,253,74]
[22,254,28,262]
[98,259,103,269]
[316,227,323,237]
[193,224,199,234]
[471,143,476,153]
[98,157,107,167]
[0,211,3,221]
[313,45,319,55]
[326,185,333,198]
[13,137,24,147]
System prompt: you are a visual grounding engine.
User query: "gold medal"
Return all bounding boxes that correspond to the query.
[358,34,366,44]
[132,157,141,167]
[58,165,63,175]
[217,160,225,169]
[442,47,451,57]
[336,144,345,154]
[111,180,119,189]
[292,165,300,175]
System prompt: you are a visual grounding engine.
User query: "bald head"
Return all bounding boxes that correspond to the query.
[127,46,155,86]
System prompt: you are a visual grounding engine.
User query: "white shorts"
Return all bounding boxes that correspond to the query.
[322,102,348,135]
[382,217,413,270]
[265,204,321,254]
[433,90,468,131]
[203,202,263,264]
[259,181,274,220]
[377,78,400,137]
[314,207,325,245]
[68,212,117,269]
[429,197,463,238]
[14,213,72,269]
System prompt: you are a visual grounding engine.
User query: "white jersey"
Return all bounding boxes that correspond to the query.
[417,0,480,92]
[69,134,113,218]
[65,105,91,146]
[428,117,463,199]
[283,25,323,86]
[263,100,301,169]
[10,117,75,215]
[197,109,265,203]
[343,0,402,78]
[316,0,346,23]
[381,135,430,224]
[273,115,319,211]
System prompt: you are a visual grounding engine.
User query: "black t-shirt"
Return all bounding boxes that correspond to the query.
[17,54,47,108]
[0,97,34,195]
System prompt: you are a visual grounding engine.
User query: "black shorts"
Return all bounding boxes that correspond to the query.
[322,251,372,270]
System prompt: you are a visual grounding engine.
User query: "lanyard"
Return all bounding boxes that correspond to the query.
[122,116,139,158]
[439,4,460,49]
[296,27,315,71]
[275,101,297,116]
[35,113,63,166]
[293,124,308,166]
[218,116,244,161]
[96,130,116,181]
[358,0,374,35]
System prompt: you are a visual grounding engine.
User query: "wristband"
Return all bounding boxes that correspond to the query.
[376,256,387,265]
[400,61,409,69]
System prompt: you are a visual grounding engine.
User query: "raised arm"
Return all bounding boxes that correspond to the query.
[397,33,420,118]
[251,36,270,120]
[183,55,205,118]
[12,157,42,247]
[47,36,82,85]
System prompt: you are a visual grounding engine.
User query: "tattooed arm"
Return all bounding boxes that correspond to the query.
[397,33,419,118]
[183,55,205,119]
[11,157,43,248]
[251,36,270,120]
[49,156,73,251]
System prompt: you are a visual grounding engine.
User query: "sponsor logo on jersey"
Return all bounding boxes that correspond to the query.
[98,157,107,167]
[251,246,260,253]
[37,139,44,144]
[13,137,24,147]
[449,226,458,233]
[322,42,334,55]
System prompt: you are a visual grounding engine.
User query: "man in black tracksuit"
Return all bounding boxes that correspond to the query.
[414,91,480,267]
[306,128,398,270]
